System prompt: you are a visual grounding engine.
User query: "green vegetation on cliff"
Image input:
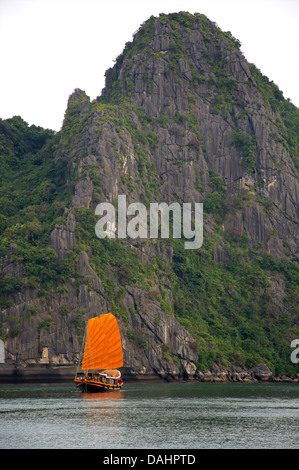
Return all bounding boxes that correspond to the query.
[0,116,73,306]
[171,235,299,375]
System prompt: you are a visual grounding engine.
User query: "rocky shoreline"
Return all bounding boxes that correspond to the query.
[195,363,299,384]
[0,362,298,384]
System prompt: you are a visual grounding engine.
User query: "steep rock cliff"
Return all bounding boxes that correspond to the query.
[0,12,298,378]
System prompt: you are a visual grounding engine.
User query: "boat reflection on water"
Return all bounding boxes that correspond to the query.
[82,391,124,401]
[81,390,124,428]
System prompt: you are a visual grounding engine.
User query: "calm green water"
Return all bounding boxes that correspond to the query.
[0,381,298,449]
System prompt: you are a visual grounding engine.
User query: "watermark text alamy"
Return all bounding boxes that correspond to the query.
[95,195,203,250]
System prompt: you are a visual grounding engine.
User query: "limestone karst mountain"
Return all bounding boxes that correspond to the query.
[0,12,298,380]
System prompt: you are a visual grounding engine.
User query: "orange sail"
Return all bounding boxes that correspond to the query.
[82,313,123,370]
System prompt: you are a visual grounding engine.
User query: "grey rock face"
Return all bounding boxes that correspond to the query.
[1,14,298,380]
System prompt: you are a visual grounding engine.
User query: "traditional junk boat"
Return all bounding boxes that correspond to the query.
[74,313,123,392]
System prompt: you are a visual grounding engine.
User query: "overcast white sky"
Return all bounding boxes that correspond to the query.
[0,0,298,131]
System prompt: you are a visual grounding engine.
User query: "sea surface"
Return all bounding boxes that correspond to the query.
[0,381,298,449]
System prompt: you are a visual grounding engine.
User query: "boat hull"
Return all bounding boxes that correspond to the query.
[74,378,123,393]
